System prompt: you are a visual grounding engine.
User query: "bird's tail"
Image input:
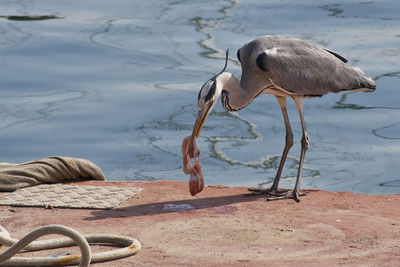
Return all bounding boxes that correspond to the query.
[341,67,376,93]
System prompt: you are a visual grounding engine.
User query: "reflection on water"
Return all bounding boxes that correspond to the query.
[0,15,61,21]
[319,4,344,17]
[0,90,86,130]
[190,0,237,59]
[373,123,400,140]
[0,0,399,195]
[374,71,400,80]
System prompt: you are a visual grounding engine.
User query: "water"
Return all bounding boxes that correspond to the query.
[0,0,399,194]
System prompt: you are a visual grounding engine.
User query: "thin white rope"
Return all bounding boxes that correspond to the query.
[0,224,141,266]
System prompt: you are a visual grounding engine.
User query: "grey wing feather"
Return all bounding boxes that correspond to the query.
[323,48,348,63]
[252,36,375,96]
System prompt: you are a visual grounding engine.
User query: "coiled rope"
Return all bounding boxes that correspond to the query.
[0,224,141,266]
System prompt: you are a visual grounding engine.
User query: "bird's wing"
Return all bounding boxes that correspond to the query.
[253,37,373,96]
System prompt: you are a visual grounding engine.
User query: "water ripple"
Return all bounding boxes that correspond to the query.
[372,123,400,140]
[0,90,86,130]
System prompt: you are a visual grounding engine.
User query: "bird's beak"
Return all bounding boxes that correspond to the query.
[186,100,214,155]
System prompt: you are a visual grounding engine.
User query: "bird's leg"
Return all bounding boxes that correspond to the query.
[267,96,309,202]
[246,96,293,196]
[269,96,294,194]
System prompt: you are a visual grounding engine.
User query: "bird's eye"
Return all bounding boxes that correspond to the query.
[237,49,241,63]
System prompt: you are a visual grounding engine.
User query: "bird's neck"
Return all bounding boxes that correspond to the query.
[217,72,260,111]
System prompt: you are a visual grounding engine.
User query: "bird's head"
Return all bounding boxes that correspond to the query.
[186,49,229,155]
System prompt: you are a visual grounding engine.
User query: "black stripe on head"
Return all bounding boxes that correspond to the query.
[198,78,216,102]
[197,86,202,102]
[205,79,216,102]
[236,49,241,63]
[198,49,229,102]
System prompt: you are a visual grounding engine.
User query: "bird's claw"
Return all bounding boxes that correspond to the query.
[244,187,290,197]
[266,190,308,203]
[245,187,308,202]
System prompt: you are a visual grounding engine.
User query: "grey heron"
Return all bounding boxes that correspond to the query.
[186,35,376,202]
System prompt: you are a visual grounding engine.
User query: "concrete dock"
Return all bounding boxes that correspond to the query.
[1,180,399,266]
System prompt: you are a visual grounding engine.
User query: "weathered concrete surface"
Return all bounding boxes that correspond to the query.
[1,180,400,266]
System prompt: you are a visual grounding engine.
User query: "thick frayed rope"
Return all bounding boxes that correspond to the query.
[0,224,141,266]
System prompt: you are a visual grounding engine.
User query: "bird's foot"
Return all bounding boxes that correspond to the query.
[266,190,308,203]
[244,187,290,197]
